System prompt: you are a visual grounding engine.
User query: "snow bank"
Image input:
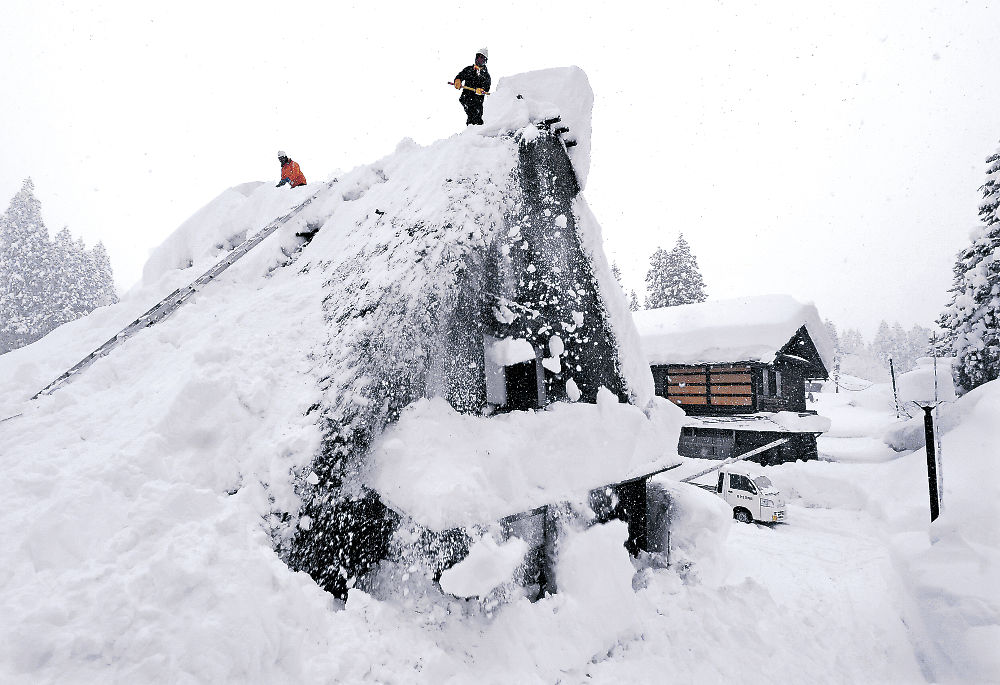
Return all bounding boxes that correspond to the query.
[648,476,733,585]
[883,359,960,451]
[633,294,835,373]
[896,356,957,404]
[485,66,594,189]
[369,391,683,530]
[783,380,1000,682]
[770,410,832,433]
[888,380,1000,680]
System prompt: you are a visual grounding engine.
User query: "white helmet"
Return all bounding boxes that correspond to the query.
[277,150,287,158]
[476,48,488,60]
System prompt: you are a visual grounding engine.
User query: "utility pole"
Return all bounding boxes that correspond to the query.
[889,357,900,418]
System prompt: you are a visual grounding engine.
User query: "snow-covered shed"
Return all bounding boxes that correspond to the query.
[633,295,833,464]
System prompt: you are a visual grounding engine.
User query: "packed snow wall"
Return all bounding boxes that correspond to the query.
[284,126,652,598]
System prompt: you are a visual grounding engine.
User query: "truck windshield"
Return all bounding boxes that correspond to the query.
[754,476,773,489]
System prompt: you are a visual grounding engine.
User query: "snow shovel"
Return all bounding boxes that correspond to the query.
[447,82,490,96]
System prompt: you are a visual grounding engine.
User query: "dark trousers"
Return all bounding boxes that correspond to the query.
[461,96,484,125]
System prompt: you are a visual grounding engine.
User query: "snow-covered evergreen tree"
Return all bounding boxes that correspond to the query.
[0,179,118,355]
[644,233,707,309]
[628,290,640,311]
[823,319,842,391]
[89,241,118,308]
[49,227,85,328]
[840,328,865,355]
[611,261,641,311]
[824,319,840,355]
[940,144,1000,392]
[0,179,54,352]
[905,324,934,368]
[610,261,623,286]
[871,320,894,366]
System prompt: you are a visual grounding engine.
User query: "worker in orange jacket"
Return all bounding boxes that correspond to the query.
[276,151,307,188]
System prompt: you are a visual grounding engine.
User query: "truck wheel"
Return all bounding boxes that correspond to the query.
[734,508,753,524]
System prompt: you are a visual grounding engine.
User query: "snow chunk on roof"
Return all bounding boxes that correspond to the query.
[485,66,594,189]
[488,338,536,366]
[368,394,683,531]
[633,294,835,373]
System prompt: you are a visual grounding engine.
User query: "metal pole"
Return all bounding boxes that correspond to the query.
[921,405,940,522]
[931,335,944,509]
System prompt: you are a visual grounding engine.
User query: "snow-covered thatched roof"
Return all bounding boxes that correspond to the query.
[633,295,835,375]
[0,66,680,608]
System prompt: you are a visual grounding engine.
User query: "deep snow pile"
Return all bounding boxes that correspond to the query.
[370,392,681,530]
[0,66,678,681]
[484,66,593,190]
[781,380,1000,682]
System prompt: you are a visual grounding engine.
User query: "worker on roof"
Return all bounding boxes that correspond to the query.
[276,151,307,188]
[453,48,491,126]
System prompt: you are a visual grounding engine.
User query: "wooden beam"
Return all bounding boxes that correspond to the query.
[667,372,707,382]
[671,396,709,405]
[709,396,753,406]
[710,384,752,395]
[709,373,752,384]
[666,384,708,395]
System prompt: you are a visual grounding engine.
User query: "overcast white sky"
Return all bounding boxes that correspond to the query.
[2,1,998,336]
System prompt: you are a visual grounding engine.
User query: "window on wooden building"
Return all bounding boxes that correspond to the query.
[505,358,543,410]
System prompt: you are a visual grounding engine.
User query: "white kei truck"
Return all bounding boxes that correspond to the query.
[692,462,787,524]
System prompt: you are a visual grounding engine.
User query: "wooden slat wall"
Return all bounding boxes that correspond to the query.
[664,364,753,409]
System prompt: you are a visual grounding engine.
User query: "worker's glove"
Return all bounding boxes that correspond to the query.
[454,78,462,89]
[276,178,289,187]
[475,88,485,95]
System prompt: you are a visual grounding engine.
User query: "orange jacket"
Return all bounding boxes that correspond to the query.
[280,159,307,187]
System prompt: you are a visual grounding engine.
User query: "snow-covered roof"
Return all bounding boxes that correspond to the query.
[2,67,672,607]
[368,393,682,531]
[484,66,594,189]
[633,294,835,375]
[683,412,831,434]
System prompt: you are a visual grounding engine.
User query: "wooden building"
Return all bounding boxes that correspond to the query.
[634,295,835,464]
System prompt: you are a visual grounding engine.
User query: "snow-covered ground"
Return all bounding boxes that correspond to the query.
[3,309,996,684]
